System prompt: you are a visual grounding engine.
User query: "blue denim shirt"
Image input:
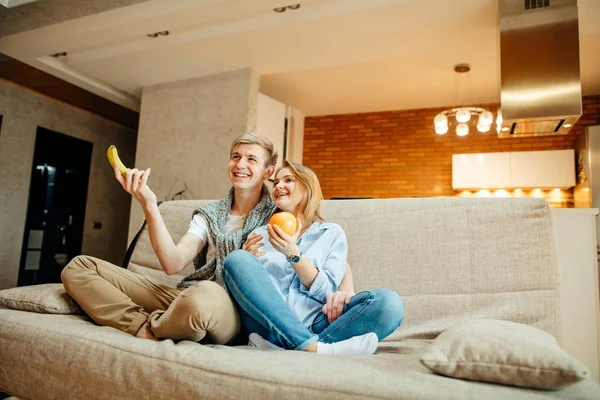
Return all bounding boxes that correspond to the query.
[250,221,348,326]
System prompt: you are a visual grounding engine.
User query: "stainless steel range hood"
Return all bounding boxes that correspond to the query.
[498,0,582,138]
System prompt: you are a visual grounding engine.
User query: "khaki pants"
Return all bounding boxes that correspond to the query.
[61,255,240,344]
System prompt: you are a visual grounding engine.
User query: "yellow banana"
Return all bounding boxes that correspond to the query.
[107,145,130,176]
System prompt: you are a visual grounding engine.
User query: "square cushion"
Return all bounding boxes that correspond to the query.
[0,283,83,315]
[420,319,589,389]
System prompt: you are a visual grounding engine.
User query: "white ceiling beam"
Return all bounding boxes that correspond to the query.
[33,56,141,111]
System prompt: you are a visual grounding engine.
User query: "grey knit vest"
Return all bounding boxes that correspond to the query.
[177,184,275,290]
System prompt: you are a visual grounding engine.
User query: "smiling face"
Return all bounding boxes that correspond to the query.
[228,144,273,191]
[272,167,305,215]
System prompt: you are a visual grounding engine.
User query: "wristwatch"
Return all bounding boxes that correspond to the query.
[286,251,302,264]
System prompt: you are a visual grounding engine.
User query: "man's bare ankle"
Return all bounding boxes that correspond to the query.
[135,321,158,341]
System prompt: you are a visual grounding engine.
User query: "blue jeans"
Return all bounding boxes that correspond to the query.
[223,250,404,350]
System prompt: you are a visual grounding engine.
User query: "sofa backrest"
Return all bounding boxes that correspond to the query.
[128,197,561,342]
[127,200,212,287]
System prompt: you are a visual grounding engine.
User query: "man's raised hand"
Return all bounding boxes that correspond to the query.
[113,163,157,207]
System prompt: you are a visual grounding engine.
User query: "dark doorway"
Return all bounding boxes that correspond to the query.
[18,127,93,286]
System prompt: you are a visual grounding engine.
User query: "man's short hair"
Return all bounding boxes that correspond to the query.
[230,133,278,167]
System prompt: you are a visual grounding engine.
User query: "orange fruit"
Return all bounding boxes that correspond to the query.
[269,212,298,235]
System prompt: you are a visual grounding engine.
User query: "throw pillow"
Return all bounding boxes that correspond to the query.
[0,283,83,314]
[420,318,589,389]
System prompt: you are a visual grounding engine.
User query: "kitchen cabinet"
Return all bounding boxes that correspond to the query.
[452,150,575,189]
[452,153,511,189]
[510,149,575,189]
[551,208,600,381]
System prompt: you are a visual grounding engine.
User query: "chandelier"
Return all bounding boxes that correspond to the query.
[434,64,502,136]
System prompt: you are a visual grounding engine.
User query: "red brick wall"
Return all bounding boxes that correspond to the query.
[303,95,600,199]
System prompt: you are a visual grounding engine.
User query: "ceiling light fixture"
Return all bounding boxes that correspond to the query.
[49,52,67,58]
[434,64,501,137]
[563,123,572,128]
[273,6,286,12]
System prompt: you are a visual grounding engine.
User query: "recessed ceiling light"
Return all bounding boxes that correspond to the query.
[563,123,572,128]
[501,127,509,131]
[273,4,301,12]
[147,30,169,38]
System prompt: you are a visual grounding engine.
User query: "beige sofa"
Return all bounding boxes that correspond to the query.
[1,197,599,399]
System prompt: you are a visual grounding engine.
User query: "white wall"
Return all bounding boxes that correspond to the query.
[286,107,305,164]
[256,93,286,168]
[552,208,600,381]
[129,68,260,239]
[255,93,305,166]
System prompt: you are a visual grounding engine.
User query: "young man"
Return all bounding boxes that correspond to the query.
[62,133,354,343]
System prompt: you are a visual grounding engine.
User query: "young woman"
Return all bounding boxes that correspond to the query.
[223,161,404,355]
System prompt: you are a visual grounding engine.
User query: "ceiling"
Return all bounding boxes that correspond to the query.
[0,0,598,117]
[0,54,139,128]
[0,0,150,37]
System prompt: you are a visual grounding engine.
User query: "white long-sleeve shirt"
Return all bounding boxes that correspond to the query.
[250,221,348,327]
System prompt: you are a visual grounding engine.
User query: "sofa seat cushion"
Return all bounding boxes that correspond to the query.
[1,309,599,400]
[0,283,82,315]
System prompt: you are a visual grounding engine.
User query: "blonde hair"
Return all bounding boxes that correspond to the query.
[276,160,324,228]
[230,133,278,167]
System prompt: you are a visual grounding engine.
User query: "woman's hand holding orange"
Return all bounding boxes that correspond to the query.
[267,219,303,258]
